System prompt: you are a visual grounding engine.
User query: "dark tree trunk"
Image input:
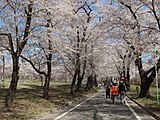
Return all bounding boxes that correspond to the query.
[139,62,160,98]
[85,75,93,91]
[71,52,80,94]
[71,27,80,94]
[5,54,19,111]
[89,76,94,89]
[43,73,50,100]
[122,58,126,78]
[4,2,33,111]
[20,51,52,100]
[76,75,81,92]
[40,76,43,87]
[43,75,49,99]
[76,58,87,91]
[126,67,130,82]
[75,3,91,92]
[85,76,90,91]
[71,70,78,95]
[135,54,146,97]
[87,46,94,90]
[126,62,130,89]
[43,40,52,100]
[136,55,145,82]
[93,75,98,87]
[76,63,81,91]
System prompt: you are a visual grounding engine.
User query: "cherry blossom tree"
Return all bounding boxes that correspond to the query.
[0,0,35,110]
[0,0,60,110]
[46,0,104,94]
[101,0,160,97]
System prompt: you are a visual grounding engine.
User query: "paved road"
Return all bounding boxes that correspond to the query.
[38,90,156,120]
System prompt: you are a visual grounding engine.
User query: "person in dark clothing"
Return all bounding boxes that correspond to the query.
[119,81,127,103]
[105,84,110,99]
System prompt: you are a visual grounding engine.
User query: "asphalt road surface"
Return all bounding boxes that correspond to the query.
[38,90,156,120]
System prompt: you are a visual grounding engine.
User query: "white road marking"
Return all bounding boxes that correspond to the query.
[125,99,142,120]
[39,90,143,120]
[38,92,99,120]
[54,92,99,120]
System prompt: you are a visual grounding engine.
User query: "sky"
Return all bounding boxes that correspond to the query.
[142,53,152,62]
[0,19,4,28]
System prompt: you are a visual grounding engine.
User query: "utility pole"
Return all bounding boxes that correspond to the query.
[2,55,5,88]
[154,44,159,104]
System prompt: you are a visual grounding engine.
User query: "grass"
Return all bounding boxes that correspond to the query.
[127,84,160,117]
[0,79,99,120]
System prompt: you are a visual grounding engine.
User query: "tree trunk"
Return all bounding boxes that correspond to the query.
[43,75,49,99]
[135,54,146,97]
[93,75,98,87]
[126,64,130,89]
[71,27,80,94]
[43,40,52,100]
[40,76,43,87]
[139,63,160,98]
[71,55,80,94]
[5,2,33,111]
[136,54,145,82]
[76,78,82,91]
[71,70,78,95]
[89,75,94,89]
[85,75,93,91]
[76,63,81,91]
[5,54,19,111]
[122,58,126,78]
[85,76,90,91]
[76,58,87,91]
[43,57,51,100]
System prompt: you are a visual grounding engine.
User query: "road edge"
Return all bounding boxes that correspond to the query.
[29,90,102,120]
[127,95,160,120]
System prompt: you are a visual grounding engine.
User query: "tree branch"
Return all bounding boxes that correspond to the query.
[20,55,47,76]
[0,33,14,53]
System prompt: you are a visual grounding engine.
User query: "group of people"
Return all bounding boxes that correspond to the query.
[104,77,127,103]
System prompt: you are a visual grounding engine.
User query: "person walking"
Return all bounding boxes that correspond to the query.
[105,84,110,99]
[111,82,119,103]
[119,81,127,103]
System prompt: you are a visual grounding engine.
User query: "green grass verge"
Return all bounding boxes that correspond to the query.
[0,80,99,120]
[127,84,160,117]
